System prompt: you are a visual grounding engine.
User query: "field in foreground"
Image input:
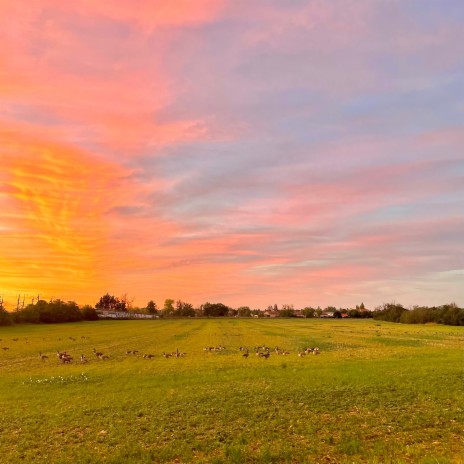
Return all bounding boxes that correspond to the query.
[0,319,462,463]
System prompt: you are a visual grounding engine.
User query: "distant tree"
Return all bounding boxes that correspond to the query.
[81,304,99,321]
[49,300,82,322]
[373,302,406,323]
[174,300,195,317]
[302,307,316,318]
[352,308,372,319]
[12,301,41,323]
[12,299,83,324]
[360,302,365,310]
[315,307,322,318]
[279,304,295,317]
[279,309,295,317]
[119,294,134,311]
[348,309,360,318]
[0,299,12,326]
[441,303,464,326]
[194,306,204,317]
[228,307,238,317]
[237,306,251,317]
[202,302,229,317]
[96,293,126,311]
[333,310,342,318]
[397,303,464,326]
[146,300,158,315]
[161,299,175,317]
[127,306,143,314]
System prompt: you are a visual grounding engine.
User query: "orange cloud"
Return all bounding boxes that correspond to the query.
[0,127,139,305]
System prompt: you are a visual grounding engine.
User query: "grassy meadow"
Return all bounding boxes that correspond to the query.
[0,319,462,463]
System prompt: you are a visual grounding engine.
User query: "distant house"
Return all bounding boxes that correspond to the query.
[320,312,334,318]
[263,309,279,318]
[96,310,158,320]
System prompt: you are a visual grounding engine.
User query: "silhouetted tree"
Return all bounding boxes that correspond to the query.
[81,305,99,321]
[161,299,175,317]
[12,299,84,324]
[237,306,251,317]
[373,302,406,322]
[146,300,158,315]
[0,298,12,326]
[279,304,295,317]
[174,300,195,317]
[202,302,229,317]
[96,293,126,311]
[302,307,316,318]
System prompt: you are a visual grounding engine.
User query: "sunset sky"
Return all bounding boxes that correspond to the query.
[1,1,463,310]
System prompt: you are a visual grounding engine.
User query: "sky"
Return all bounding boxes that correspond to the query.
[1,0,463,310]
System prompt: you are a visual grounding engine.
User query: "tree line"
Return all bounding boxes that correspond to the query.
[0,298,98,326]
[371,302,463,326]
[1,293,462,326]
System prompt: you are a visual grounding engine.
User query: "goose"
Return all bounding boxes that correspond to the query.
[61,354,73,363]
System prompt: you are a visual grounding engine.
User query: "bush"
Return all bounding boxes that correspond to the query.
[12,300,84,324]
[0,306,12,326]
[81,305,99,321]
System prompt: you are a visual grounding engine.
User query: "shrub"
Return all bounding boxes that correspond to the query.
[0,305,12,326]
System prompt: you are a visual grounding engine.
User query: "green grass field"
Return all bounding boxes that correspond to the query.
[0,319,462,463]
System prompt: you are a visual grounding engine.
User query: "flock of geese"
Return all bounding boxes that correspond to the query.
[238,345,320,359]
[38,348,106,363]
[2,337,321,364]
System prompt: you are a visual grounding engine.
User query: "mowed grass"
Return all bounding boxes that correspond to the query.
[0,319,462,463]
